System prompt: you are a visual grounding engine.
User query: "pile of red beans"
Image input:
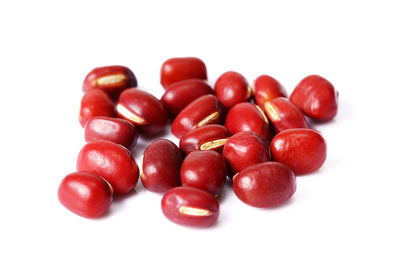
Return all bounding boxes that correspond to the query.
[58,57,338,227]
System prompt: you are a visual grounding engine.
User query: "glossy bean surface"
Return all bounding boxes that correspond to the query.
[141,139,183,193]
[181,150,226,195]
[161,187,219,227]
[264,97,308,133]
[225,102,271,141]
[171,95,225,138]
[179,124,230,154]
[58,171,113,218]
[222,131,271,176]
[83,65,137,96]
[84,116,138,148]
[161,79,214,117]
[116,88,168,135]
[234,162,296,208]
[270,128,327,175]
[79,89,115,127]
[76,141,139,195]
[214,71,252,109]
[290,75,338,121]
[254,75,287,106]
[160,57,207,88]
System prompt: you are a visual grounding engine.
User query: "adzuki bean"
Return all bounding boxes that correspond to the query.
[141,139,183,193]
[160,57,207,89]
[290,75,338,121]
[77,140,139,195]
[270,128,327,175]
[58,171,113,218]
[161,187,219,227]
[234,162,296,208]
[83,65,137,96]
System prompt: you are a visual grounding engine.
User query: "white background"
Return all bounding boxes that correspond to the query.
[1,0,399,276]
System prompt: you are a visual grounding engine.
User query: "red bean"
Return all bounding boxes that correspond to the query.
[225,102,272,141]
[82,65,137,96]
[270,128,327,175]
[290,75,338,121]
[214,71,252,109]
[233,162,296,208]
[254,75,287,106]
[179,124,230,154]
[77,141,139,195]
[141,139,184,193]
[171,95,226,138]
[161,79,214,117]
[263,97,308,133]
[79,89,115,127]
[161,187,219,227]
[160,57,207,88]
[222,131,271,176]
[116,88,168,135]
[58,171,113,218]
[181,150,226,195]
[84,116,138,148]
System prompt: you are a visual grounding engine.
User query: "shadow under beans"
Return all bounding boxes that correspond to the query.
[113,188,138,203]
[216,178,233,204]
[130,127,173,154]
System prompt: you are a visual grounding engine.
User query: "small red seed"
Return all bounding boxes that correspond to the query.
[58,171,113,218]
[270,128,327,175]
[84,116,138,148]
[264,97,308,133]
[82,65,137,96]
[254,75,287,106]
[180,150,226,195]
[79,89,115,127]
[76,140,139,195]
[233,161,296,208]
[161,187,219,227]
[161,79,214,117]
[171,95,226,138]
[214,71,252,109]
[290,75,338,121]
[116,88,168,135]
[160,57,207,89]
[223,131,271,176]
[225,102,272,141]
[179,124,230,154]
[141,139,183,193]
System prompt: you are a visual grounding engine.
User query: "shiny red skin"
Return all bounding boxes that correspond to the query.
[84,116,138,148]
[79,89,115,127]
[179,124,230,154]
[161,79,214,117]
[76,141,139,195]
[223,131,271,175]
[214,71,251,109]
[116,88,168,135]
[264,97,308,133]
[233,162,296,208]
[225,102,272,141]
[58,171,113,218]
[160,57,207,89]
[171,95,226,138]
[141,139,184,193]
[270,128,327,175]
[180,150,226,195]
[82,65,137,96]
[254,75,287,107]
[161,187,219,227]
[290,75,338,121]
